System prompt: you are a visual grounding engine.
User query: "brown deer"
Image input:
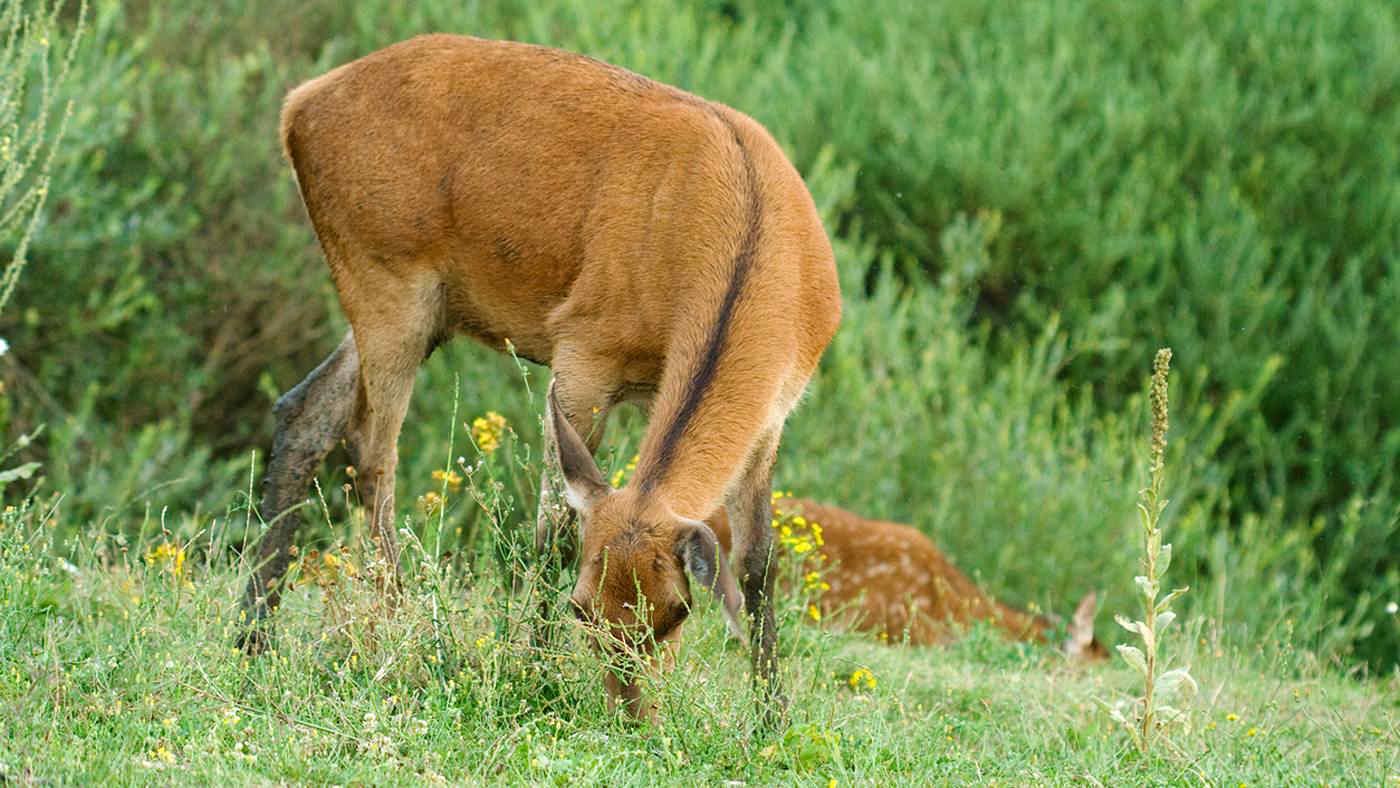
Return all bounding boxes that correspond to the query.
[237,35,841,721]
[707,497,1106,660]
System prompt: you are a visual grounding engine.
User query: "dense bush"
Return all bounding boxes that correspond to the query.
[2,0,1397,667]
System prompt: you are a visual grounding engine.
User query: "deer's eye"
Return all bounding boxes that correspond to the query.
[571,598,594,624]
[653,604,689,641]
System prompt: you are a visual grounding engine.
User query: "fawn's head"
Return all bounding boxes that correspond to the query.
[547,385,744,719]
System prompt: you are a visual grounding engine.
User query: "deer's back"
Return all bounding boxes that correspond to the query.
[280,35,833,370]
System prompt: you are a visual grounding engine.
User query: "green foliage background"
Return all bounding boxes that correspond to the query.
[3,0,1398,669]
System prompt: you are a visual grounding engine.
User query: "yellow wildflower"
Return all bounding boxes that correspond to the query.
[324,550,357,578]
[848,667,877,690]
[417,491,444,516]
[610,454,640,488]
[144,543,186,579]
[432,468,463,491]
[808,604,822,622]
[150,744,177,766]
[1226,712,1239,722]
[470,411,508,454]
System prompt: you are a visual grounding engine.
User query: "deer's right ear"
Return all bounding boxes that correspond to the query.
[548,380,609,514]
[674,520,746,640]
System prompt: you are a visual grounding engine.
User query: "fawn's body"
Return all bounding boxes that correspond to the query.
[709,498,1104,659]
[240,35,840,719]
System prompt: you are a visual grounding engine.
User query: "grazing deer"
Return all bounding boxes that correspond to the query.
[237,34,841,720]
[707,498,1106,660]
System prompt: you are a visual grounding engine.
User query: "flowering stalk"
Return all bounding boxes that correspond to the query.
[1109,348,1197,753]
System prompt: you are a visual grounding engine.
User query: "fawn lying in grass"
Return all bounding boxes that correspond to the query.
[707,496,1106,660]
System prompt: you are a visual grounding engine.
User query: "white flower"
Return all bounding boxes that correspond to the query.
[1386,601,1398,615]
[0,337,8,357]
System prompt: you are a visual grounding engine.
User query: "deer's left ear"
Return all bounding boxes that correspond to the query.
[547,379,609,515]
[674,520,745,639]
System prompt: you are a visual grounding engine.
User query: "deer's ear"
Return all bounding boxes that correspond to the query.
[548,380,609,514]
[674,520,745,639]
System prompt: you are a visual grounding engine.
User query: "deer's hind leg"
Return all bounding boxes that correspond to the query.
[239,331,360,652]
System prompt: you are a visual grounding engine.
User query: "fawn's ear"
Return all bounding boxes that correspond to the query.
[548,380,609,515]
[674,520,745,639]
[1065,591,1101,661]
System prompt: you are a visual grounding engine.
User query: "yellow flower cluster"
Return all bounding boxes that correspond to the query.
[148,744,177,767]
[290,547,359,589]
[470,411,508,454]
[417,490,444,516]
[610,454,640,488]
[144,542,186,579]
[771,499,825,556]
[769,494,834,627]
[432,468,463,492]
[848,667,878,690]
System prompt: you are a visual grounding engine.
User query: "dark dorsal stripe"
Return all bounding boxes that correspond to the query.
[638,116,763,494]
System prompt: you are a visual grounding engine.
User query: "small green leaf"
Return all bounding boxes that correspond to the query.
[0,461,40,483]
[1115,614,1143,636]
[1155,667,1198,700]
[1117,644,1148,675]
[1157,543,1172,575]
[1154,705,1187,725]
[1134,575,1157,599]
[1156,587,1190,612]
[1155,611,1176,632]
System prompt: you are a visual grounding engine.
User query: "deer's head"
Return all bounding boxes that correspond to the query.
[548,385,744,719]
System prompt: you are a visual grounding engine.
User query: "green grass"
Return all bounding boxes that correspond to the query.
[2,498,1396,784]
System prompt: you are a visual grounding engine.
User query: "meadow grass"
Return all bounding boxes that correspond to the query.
[1,491,1396,785]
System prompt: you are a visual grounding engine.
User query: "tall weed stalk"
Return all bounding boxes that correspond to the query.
[0,0,85,492]
[1109,348,1197,754]
[0,0,84,317]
